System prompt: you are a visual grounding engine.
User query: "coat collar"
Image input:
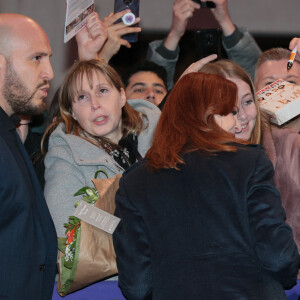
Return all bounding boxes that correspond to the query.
[0,106,17,132]
[50,123,124,173]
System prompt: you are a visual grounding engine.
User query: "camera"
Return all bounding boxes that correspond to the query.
[193,0,216,8]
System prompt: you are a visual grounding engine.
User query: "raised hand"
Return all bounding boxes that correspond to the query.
[76,12,108,61]
[289,37,300,62]
[164,0,200,50]
[98,10,141,62]
[179,54,218,79]
[202,0,235,36]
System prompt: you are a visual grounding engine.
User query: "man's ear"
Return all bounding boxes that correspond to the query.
[0,54,7,90]
[0,54,6,74]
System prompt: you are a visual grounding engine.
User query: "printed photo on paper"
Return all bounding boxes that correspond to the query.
[64,0,95,43]
[257,79,300,125]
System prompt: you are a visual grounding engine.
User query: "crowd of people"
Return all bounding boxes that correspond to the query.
[0,0,300,299]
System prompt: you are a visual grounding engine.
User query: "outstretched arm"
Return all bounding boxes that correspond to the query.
[147,0,200,90]
[203,0,235,36]
[179,54,217,79]
[202,0,262,79]
[164,0,200,50]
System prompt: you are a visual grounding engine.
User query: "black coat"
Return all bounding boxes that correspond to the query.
[113,144,300,300]
[0,108,57,300]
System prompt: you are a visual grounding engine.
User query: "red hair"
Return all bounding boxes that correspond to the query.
[146,72,249,170]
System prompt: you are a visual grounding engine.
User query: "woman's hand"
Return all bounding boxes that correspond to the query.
[179,54,218,80]
[76,12,108,61]
[201,0,235,36]
[98,10,141,63]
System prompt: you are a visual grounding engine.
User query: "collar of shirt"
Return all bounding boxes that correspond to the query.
[0,106,18,132]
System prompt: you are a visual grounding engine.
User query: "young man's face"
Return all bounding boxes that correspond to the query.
[125,71,167,106]
[254,59,300,90]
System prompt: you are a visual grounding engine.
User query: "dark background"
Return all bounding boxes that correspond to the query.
[108,30,293,84]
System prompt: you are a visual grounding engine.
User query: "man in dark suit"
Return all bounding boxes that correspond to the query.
[0,13,57,299]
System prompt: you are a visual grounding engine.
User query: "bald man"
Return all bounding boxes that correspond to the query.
[0,14,57,299]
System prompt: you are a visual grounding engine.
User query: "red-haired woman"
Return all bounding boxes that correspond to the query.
[113,72,299,300]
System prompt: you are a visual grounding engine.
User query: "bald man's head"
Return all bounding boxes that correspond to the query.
[0,14,47,58]
[0,13,53,116]
[0,25,13,57]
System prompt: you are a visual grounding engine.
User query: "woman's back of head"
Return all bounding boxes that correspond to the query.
[146,72,249,170]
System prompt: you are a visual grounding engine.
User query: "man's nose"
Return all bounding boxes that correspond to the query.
[145,89,156,101]
[41,60,54,81]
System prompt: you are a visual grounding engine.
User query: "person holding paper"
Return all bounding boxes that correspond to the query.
[75,10,169,107]
[254,41,300,132]
[75,11,108,61]
[202,0,300,132]
[113,71,299,299]
[76,9,141,62]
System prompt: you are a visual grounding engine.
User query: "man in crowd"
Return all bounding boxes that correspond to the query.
[0,12,107,299]
[203,0,300,131]
[122,60,168,107]
[0,13,57,299]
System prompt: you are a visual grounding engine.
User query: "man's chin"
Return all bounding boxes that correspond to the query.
[18,100,47,115]
[33,101,47,115]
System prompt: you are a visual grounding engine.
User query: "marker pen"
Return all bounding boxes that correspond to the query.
[287,45,298,70]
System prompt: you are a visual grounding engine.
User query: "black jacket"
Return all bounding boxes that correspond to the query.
[0,107,57,299]
[114,144,300,300]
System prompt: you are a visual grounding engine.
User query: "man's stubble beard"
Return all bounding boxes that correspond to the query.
[2,59,48,115]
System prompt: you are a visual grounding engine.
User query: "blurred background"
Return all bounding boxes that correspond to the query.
[1,0,300,105]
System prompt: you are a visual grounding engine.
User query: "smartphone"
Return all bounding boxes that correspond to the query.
[114,0,140,43]
[192,28,223,60]
[192,0,216,8]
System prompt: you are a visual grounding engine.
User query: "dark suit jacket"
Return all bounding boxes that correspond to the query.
[113,144,300,300]
[0,108,57,300]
